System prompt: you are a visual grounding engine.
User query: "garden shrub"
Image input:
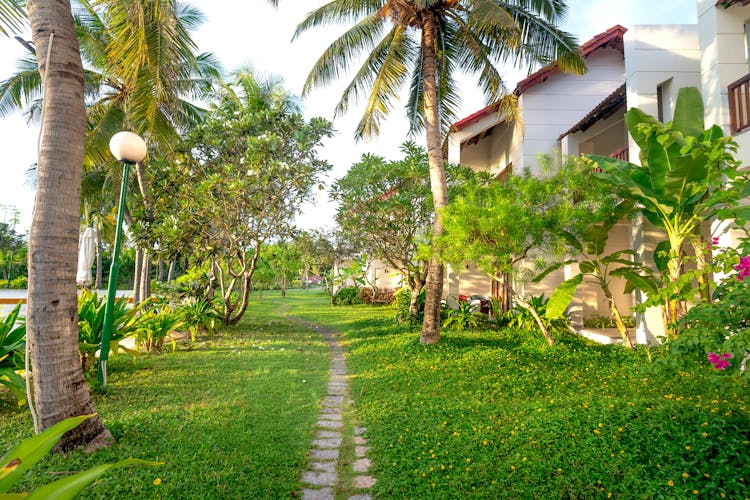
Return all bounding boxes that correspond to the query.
[665,279,750,376]
[0,303,26,405]
[333,286,362,305]
[6,276,27,289]
[360,287,396,304]
[583,313,635,329]
[441,300,486,331]
[504,294,572,335]
[178,297,221,341]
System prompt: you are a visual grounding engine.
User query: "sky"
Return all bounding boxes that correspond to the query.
[0,0,698,233]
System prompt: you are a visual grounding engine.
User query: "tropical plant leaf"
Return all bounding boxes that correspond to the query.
[671,87,703,138]
[0,415,93,493]
[532,259,575,283]
[545,274,582,319]
[25,458,162,500]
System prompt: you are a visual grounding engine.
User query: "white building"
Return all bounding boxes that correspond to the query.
[445,10,743,344]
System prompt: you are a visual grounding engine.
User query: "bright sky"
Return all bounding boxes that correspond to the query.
[0,0,698,233]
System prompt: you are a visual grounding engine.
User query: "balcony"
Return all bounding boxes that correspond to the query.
[728,73,750,134]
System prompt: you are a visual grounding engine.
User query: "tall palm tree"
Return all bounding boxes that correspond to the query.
[295,0,585,343]
[0,0,24,36]
[22,0,111,450]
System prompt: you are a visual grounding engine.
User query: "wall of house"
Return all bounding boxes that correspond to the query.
[519,47,625,175]
[699,0,750,166]
[624,24,701,121]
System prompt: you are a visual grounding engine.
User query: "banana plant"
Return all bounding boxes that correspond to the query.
[588,87,748,337]
[0,414,161,499]
[0,302,26,405]
[535,201,640,348]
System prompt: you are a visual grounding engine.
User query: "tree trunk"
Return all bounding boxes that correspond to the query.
[157,257,165,282]
[419,12,449,345]
[95,233,103,289]
[133,248,142,305]
[26,0,110,451]
[167,260,175,283]
[508,285,554,346]
[600,279,633,348]
[138,249,151,303]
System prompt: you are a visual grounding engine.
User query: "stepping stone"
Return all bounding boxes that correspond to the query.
[319,412,342,421]
[348,495,372,500]
[310,461,336,473]
[323,395,345,406]
[354,436,366,445]
[302,487,334,500]
[353,458,371,473]
[354,427,368,436]
[353,476,377,489]
[355,446,370,458]
[310,449,339,460]
[315,430,341,439]
[311,437,342,449]
[302,470,337,487]
[317,419,342,430]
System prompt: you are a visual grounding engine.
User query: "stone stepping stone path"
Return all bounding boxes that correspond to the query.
[295,320,377,500]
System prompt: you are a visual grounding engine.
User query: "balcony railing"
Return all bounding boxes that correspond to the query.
[728,73,750,134]
[609,147,629,161]
[591,148,629,173]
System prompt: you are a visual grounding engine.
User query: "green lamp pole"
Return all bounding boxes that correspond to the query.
[97,131,147,387]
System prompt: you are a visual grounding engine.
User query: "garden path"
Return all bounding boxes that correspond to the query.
[292,318,376,500]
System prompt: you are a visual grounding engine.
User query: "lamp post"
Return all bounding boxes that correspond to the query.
[97,131,147,387]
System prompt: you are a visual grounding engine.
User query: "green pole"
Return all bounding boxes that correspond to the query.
[97,161,131,387]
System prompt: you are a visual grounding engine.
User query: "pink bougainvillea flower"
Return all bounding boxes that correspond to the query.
[708,352,732,370]
[711,236,720,246]
[734,256,750,281]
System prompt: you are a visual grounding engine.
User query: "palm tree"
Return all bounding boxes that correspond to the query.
[295,0,585,343]
[22,0,111,450]
[0,0,24,36]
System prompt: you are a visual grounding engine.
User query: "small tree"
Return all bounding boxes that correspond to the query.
[439,159,615,345]
[163,70,332,325]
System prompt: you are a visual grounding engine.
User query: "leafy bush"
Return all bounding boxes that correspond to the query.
[584,314,635,329]
[0,303,26,405]
[333,286,362,305]
[6,276,27,289]
[77,290,145,371]
[442,300,485,331]
[360,288,396,304]
[137,306,182,353]
[179,297,221,341]
[0,415,160,497]
[504,294,571,335]
[664,279,750,376]
[394,287,425,325]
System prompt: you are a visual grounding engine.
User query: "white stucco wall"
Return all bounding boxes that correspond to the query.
[518,47,625,175]
[699,0,750,165]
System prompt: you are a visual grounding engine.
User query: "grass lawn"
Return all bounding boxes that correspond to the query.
[0,297,331,499]
[1,289,749,498]
[278,290,750,499]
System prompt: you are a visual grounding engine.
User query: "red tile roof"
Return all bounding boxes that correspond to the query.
[451,25,628,132]
[716,0,750,7]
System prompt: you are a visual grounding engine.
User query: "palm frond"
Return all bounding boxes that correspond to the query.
[293,0,382,40]
[499,1,585,74]
[302,11,387,97]
[0,0,26,36]
[0,57,42,118]
[347,24,414,140]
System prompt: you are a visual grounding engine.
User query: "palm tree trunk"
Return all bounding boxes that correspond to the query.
[600,279,633,348]
[419,12,449,345]
[133,248,142,304]
[26,0,110,451]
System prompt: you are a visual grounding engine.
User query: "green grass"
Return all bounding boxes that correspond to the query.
[279,290,750,499]
[2,289,749,498]
[0,297,330,499]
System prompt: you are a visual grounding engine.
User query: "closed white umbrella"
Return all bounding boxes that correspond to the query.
[76,227,97,287]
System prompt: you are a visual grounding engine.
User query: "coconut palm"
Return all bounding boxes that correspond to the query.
[295,0,585,343]
[21,0,111,451]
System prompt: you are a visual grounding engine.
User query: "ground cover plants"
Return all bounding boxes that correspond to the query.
[0,297,330,498]
[279,290,750,498]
